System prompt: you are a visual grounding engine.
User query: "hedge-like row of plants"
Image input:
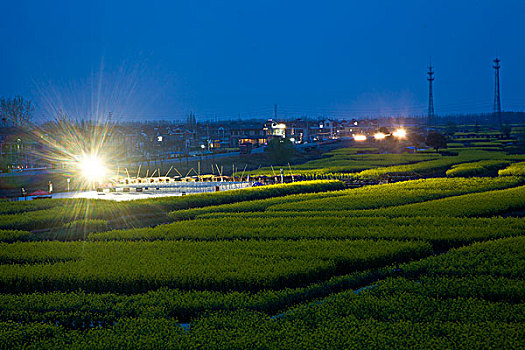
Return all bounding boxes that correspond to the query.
[89,216,525,251]
[268,176,523,212]
[499,161,525,177]
[0,239,430,293]
[0,180,343,231]
[446,160,511,177]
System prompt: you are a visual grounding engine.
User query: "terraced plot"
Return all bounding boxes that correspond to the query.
[1,158,524,349]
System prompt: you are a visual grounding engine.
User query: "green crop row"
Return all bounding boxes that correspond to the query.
[0,199,66,215]
[0,230,33,243]
[403,235,525,279]
[0,276,525,329]
[470,141,503,147]
[0,239,430,294]
[368,275,525,303]
[3,271,522,331]
[286,289,524,327]
[364,184,525,218]
[290,153,440,170]
[446,142,465,148]
[0,180,343,231]
[0,199,135,231]
[139,179,344,211]
[0,206,116,231]
[499,161,525,176]
[445,159,511,177]
[353,149,506,178]
[323,147,378,156]
[36,220,110,242]
[0,267,390,327]
[248,151,441,175]
[168,187,348,220]
[89,216,525,251]
[1,235,523,349]
[3,314,522,349]
[0,241,83,264]
[268,176,523,212]
[0,208,71,231]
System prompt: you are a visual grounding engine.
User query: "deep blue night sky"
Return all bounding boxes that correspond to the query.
[1,0,524,122]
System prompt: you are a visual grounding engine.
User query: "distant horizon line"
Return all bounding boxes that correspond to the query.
[31,110,524,125]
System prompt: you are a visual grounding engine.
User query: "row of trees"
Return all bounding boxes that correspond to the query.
[409,132,447,152]
[0,96,34,127]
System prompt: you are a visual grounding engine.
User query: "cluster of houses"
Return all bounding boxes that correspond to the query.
[136,118,383,157]
[0,117,382,171]
[160,118,380,149]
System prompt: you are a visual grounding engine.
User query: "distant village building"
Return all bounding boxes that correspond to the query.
[0,127,45,171]
[0,114,399,172]
[287,119,310,144]
[230,122,267,147]
[264,119,287,139]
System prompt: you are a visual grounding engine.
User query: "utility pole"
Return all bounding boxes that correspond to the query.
[427,64,435,133]
[493,57,502,127]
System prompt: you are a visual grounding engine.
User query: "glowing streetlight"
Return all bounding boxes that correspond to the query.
[392,129,407,138]
[77,154,107,182]
[374,132,386,140]
[354,134,367,141]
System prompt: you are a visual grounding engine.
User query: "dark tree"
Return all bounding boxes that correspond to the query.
[265,138,294,164]
[444,122,457,137]
[0,96,34,127]
[379,126,390,134]
[501,124,512,139]
[426,132,447,152]
[408,132,426,152]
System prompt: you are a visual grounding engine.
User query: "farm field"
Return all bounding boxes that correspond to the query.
[246,145,525,179]
[1,143,524,348]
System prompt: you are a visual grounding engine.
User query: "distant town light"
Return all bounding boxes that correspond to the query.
[157,136,163,142]
[374,132,386,140]
[392,129,407,138]
[354,134,367,141]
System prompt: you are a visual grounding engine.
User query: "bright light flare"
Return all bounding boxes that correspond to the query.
[354,134,367,141]
[77,154,107,182]
[374,132,386,140]
[393,129,407,138]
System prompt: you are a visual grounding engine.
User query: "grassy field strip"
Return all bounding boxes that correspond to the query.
[344,150,525,179]
[88,216,525,251]
[0,180,343,231]
[266,176,523,212]
[2,144,525,349]
[168,186,349,220]
[0,239,431,293]
[352,184,525,218]
[247,152,441,175]
[445,160,511,177]
[499,161,525,176]
[0,267,394,326]
[248,149,525,178]
[2,237,523,348]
